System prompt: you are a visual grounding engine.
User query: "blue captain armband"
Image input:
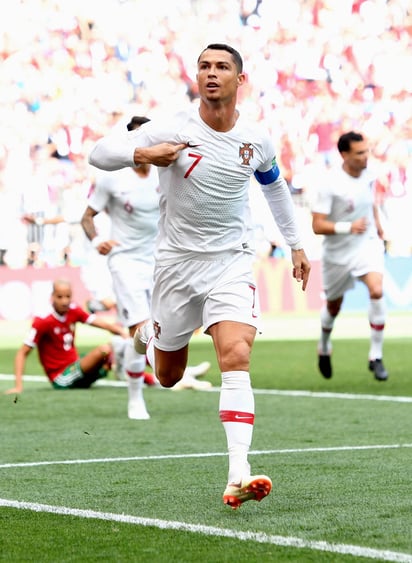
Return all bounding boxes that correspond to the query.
[254,163,280,185]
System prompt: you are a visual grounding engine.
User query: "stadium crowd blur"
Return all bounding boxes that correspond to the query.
[0,0,411,269]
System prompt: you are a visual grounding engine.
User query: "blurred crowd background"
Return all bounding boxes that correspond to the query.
[0,0,411,270]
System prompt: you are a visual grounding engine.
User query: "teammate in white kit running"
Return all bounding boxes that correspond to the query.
[311,131,388,381]
[89,44,311,508]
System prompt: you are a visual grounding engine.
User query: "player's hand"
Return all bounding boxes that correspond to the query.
[376,222,385,240]
[114,325,129,339]
[291,248,311,291]
[22,214,36,224]
[133,143,188,167]
[4,386,23,395]
[351,217,368,234]
[95,240,119,255]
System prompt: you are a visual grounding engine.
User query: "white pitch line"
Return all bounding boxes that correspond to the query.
[1,373,411,403]
[0,443,411,470]
[0,499,411,562]
[0,373,128,387]
[252,389,412,403]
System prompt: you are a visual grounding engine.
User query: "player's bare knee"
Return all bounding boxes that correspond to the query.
[156,366,184,388]
[219,340,250,372]
[369,288,383,300]
[99,344,112,358]
[327,301,341,317]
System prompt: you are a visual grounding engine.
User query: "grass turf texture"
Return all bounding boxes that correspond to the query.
[1,336,411,562]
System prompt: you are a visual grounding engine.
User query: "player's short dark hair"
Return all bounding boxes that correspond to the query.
[337,131,364,153]
[127,116,151,131]
[198,43,243,73]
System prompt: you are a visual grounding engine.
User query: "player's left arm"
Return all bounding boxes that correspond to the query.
[88,316,127,338]
[373,204,385,240]
[255,161,311,290]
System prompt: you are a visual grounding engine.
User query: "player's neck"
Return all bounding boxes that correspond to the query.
[342,162,361,178]
[198,102,239,132]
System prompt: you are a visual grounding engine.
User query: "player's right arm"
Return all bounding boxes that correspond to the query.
[4,344,33,395]
[80,205,118,255]
[312,212,368,235]
[132,143,187,167]
[88,127,187,171]
[311,174,369,235]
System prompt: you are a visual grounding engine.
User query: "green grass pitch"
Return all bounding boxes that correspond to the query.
[1,324,411,562]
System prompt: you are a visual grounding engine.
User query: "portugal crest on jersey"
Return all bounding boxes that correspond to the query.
[239,143,253,165]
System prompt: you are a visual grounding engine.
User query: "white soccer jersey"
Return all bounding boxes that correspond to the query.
[311,166,381,265]
[90,108,283,266]
[88,166,160,265]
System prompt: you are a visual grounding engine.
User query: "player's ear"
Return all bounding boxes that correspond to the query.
[237,73,246,86]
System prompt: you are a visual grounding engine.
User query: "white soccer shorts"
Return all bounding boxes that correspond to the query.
[322,238,385,301]
[151,251,261,351]
[109,253,153,327]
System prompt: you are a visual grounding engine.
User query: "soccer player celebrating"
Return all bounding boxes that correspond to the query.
[311,131,388,381]
[4,279,126,394]
[89,44,310,509]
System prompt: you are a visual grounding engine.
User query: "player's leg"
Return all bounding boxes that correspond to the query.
[172,361,212,390]
[317,261,352,379]
[318,296,343,379]
[208,320,271,509]
[355,239,387,380]
[110,260,152,418]
[125,322,151,419]
[52,361,92,389]
[141,259,203,388]
[155,346,189,387]
[111,334,126,380]
[52,346,112,389]
[360,271,388,381]
[209,321,255,480]
[135,322,212,389]
[205,254,271,509]
[78,343,112,384]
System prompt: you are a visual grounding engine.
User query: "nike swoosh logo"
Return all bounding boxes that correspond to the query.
[234,414,253,420]
[187,142,202,148]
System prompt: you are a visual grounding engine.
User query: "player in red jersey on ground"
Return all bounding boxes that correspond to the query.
[4,279,126,394]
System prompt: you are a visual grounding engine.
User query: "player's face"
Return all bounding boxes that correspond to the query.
[196,49,245,103]
[51,285,72,315]
[343,140,369,174]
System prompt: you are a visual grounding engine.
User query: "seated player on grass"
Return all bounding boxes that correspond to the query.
[3,279,127,394]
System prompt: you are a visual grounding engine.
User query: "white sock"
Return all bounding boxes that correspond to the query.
[368,298,386,360]
[112,334,126,356]
[124,338,146,402]
[145,334,156,374]
[319,305,335,354]
[219,371,254,485]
